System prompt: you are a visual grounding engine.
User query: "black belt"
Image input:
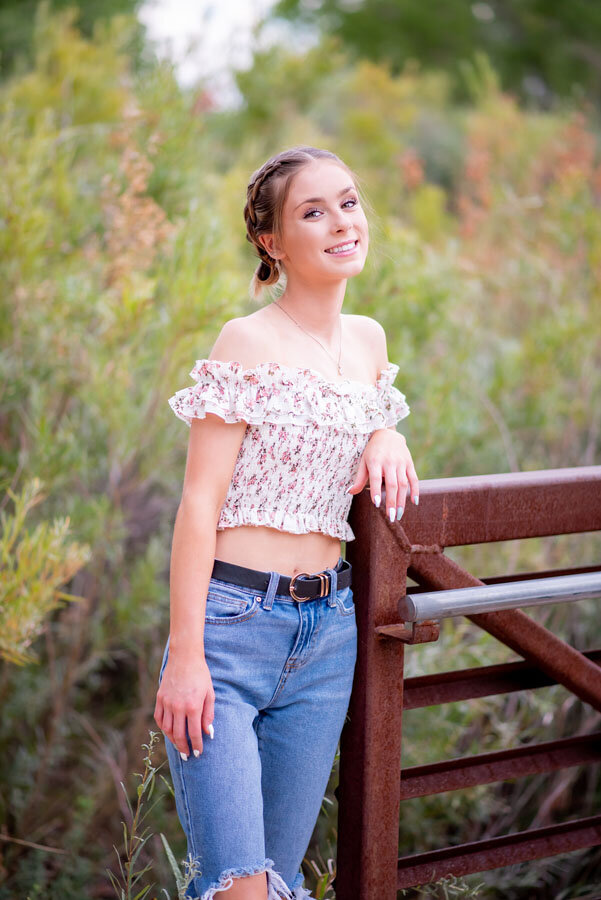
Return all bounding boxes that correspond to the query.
[211,556,352,602]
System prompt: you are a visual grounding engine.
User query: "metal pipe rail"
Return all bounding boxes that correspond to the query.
[399,571,601,622]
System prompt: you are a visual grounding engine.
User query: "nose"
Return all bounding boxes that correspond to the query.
[332,216,351,232]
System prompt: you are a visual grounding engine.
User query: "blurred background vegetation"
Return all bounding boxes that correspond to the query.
[1,1,600,897]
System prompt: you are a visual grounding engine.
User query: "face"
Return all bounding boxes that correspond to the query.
[260,158,369,284]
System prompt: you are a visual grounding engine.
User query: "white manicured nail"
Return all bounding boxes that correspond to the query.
[180,751,188,761]
[374,494,381,508]
[193,749,200,757]
[389,507,395,522]
[415,496,419,505]
[208,724,214,740]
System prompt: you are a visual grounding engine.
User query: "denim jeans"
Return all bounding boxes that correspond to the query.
[157,556,357,900]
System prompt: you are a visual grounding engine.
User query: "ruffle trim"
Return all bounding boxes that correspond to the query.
[217,505,355,542]
[168,358,410,435]
[196,857,310,899]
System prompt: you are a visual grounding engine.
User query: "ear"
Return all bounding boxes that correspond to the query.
[259,232,283,261]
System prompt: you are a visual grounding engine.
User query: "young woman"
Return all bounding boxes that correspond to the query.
[154,146,419,900]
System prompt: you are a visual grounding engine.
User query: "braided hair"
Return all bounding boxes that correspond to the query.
[244,146,357,302]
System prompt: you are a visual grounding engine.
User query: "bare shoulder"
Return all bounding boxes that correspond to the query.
[344,314,388,371]
[208,313,270,368]
[209,310,389,376]
[345,313,386,340]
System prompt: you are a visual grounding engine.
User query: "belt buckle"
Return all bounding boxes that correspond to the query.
[289,571,330,602]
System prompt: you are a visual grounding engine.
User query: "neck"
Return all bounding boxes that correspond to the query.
[275,280,346,341]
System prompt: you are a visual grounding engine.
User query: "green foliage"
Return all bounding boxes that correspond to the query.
[4,2,134,128]
[0,0,146,81]
[106,731,201,900]
[271,0,601,107]
[1,5,600,898]
[0,478,91,665]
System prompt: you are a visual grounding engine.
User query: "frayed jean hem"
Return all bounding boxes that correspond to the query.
[188,856,313,899]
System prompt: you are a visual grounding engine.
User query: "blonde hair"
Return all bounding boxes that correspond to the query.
[243,145,367,302]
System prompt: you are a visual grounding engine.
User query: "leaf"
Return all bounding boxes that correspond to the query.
[120,781,134,820]
[159,833,185,890]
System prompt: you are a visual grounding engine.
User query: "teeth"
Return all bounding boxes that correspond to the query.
[325,241,356,254]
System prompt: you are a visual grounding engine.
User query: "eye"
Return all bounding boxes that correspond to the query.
[303,197,359,219]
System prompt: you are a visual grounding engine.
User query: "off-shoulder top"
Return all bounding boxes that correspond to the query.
[168,358,410,542]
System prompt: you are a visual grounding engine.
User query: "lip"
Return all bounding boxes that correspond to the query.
[324,239,359,256]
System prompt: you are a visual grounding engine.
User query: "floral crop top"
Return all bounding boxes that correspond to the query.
[168,358,410,542]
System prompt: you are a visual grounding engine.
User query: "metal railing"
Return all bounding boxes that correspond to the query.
[399,571,601,620]
[334,465,601,898]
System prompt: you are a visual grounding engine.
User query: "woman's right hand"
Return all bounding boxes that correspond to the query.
[154,654,215,758]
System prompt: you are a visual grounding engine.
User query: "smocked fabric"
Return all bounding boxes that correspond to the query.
[168,358,410,542]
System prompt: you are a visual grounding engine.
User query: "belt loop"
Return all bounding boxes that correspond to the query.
[324,565,338,607]
[262,571,280,610]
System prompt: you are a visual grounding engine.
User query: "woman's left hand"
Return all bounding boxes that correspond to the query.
[346,429,419,522]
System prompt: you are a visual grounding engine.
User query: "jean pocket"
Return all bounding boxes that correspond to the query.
[335,585,356,616]
[205,585,260,625]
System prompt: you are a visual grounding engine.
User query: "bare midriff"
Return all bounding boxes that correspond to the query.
[214,524,343,579]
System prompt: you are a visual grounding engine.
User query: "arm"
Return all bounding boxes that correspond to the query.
[367,317,406,436]
[347,315,417,513]
[170,320,250,657]
[356,315,404,435]
[155,319,250,758]
[168,417,246,658]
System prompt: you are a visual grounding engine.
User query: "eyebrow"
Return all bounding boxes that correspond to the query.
[294,184,356,210]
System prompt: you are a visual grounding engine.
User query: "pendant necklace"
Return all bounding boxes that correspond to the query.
[273,301,343,376]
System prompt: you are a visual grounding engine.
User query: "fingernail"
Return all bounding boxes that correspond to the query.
[389,507,395,522]
[180,751,188,761]
[374,494,381,508]
[414,496,419,506]
[193,749,200,757]
[396,506,404,520]
[345,487,352,494]
[208,724,214,740]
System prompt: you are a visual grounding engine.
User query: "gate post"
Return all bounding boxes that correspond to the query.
[335,490,410,899]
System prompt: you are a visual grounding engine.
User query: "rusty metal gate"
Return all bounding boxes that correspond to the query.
[334,466,601,898]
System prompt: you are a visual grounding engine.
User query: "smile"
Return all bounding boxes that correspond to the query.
[324,240,358,256]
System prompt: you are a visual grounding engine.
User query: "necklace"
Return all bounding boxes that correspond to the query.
[273,301,343,376]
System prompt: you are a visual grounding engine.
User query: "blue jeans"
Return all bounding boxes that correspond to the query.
[157,556,357,900]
